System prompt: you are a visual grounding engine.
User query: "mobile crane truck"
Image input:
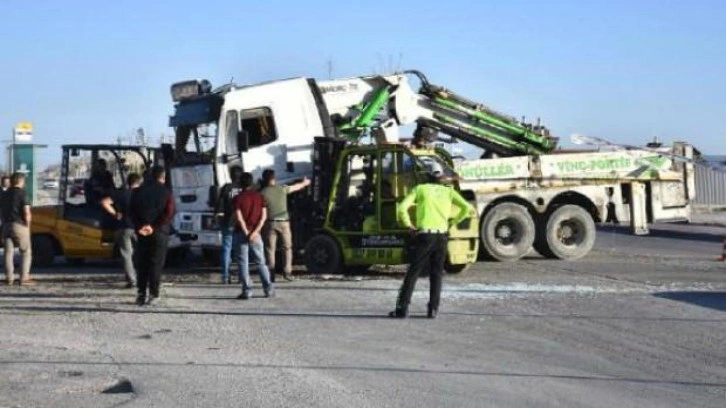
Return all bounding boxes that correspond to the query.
[166,69,694,269]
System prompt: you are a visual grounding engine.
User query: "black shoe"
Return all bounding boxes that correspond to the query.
[135,296,146,306]
[226,277,232,285]
[237,292,250,300]
[388,309,408,318]
[427,307,438,319]
[264,288,276,298]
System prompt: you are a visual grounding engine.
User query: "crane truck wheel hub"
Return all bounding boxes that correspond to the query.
[540,205,596,260]
[479,202,535,262]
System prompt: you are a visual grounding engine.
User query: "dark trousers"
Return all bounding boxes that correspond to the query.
[136,232,169,298]
[396,233,448,312]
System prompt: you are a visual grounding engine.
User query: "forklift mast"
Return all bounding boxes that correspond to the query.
[289,137,348,249]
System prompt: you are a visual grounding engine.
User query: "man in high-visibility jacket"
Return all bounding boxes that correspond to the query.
[390,161,475,319]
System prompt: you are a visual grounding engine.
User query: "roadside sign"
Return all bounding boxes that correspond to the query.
[13,122,33,143]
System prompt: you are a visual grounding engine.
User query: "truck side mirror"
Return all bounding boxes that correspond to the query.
[237,130,249,153]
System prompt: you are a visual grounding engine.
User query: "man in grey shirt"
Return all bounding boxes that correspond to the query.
[259,169,310,281]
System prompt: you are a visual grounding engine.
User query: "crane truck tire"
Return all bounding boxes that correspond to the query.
[479,202,535,262]
[537,205,596,260]
[31,235,57,268]
[305,234,343,275]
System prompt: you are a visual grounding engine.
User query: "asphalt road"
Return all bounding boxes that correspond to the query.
[0,224,724,407]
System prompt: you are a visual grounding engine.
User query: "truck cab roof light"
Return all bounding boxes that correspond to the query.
[171,79,212,102]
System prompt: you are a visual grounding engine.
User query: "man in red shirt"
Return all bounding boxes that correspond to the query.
[233,172,275,299]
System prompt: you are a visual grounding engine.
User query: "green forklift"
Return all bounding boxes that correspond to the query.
[292,137,479,275]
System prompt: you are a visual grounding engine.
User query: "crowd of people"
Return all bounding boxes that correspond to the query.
[95,164,312,305]
[1,143,475,318]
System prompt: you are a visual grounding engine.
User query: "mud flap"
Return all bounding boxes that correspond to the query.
[629,181,649,235]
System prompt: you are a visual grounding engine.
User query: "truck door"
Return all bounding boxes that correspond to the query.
[220,79,321,185]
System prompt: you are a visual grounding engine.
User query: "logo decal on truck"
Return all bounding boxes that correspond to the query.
[553,155,670,174]
[319,83,360,94]
[457,163,515,180]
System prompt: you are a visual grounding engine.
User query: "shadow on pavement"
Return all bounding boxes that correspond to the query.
[0,359,724,388]
[653,291,726,312]
[0,305,390,319]
[598,225,723,243]
[1,304,724,323]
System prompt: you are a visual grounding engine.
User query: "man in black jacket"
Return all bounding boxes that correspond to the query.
[214,165,243,284]
[130,166,175,306]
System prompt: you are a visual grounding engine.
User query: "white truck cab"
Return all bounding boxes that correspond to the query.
[168,77,336,250]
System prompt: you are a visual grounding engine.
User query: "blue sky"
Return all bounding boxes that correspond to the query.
[1,0,725,168]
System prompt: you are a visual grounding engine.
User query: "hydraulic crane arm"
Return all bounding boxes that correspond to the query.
[320,70,558,156]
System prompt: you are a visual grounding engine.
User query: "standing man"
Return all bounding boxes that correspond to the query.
[390,162,474,319]
[101,173,142,288]
[214,165,243,284]
[130,166,175,306]
[2,173,34,286]
[259,169,310,282]
[234,172,274,299]
[0,175,11,230]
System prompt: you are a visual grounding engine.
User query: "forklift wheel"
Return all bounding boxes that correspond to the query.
[305,235,342,275]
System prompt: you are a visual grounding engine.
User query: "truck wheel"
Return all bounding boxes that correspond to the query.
[31,235,57,268]
[479,202,535,262]
[305,235,342,275]
[202,248,221,266]
[540,205,595,260]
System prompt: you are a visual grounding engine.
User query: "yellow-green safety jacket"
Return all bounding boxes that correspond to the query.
[397,183,474,232]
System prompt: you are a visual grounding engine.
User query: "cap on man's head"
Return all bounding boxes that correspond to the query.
[422,160,444,179]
